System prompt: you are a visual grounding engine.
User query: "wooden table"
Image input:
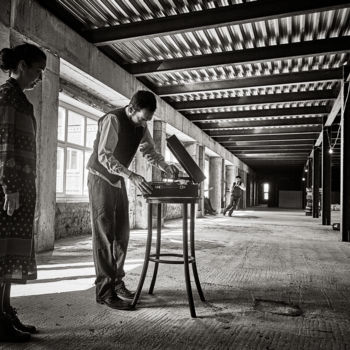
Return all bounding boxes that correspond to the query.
[131,197,206,318]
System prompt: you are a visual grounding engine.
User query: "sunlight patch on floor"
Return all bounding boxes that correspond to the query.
[12,261,142,297]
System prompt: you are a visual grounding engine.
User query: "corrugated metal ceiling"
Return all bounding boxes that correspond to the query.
[39,0,350,168]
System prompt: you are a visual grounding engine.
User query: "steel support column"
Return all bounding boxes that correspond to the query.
[312,147,321,218]
[306,158,312,188]
[322,127,332,225]
[341,81,350,241]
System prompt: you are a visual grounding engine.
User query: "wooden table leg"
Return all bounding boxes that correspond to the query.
[149,203,162,294]
[131,203,153,308]
[190,203,205,301]
[183,203,196,318]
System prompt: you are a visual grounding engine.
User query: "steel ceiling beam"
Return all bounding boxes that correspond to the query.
[237,153,308,157]
[221,140,315,146]
[232,149,311,155]
[224,144,315,149]
[240,159,307,163]
[207,126,321,137]
[247,162,306,167]
[309,85,344,161]
[173,90,337,111]
[197,117,323,129]
[250,164,305,168]
[215,133,320,141]
[186,106,330,121]
[125,37,350,76]
[241,159,306,166]
[84,0,350,45]
[325,84,344,127]
[227,145,312,151]
[228,145,312,149]
[157,68,343,96]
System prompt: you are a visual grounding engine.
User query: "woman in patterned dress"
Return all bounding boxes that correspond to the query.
[0,43,46,342]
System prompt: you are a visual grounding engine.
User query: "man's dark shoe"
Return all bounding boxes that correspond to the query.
[0,314,31,342]
[115,281,135,300]
[6,306,37,334]
[96,295,134,310]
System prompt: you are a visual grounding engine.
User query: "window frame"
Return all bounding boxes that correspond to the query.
[56,101,99,202]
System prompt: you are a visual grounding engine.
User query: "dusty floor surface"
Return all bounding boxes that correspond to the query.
[2,208,349,350]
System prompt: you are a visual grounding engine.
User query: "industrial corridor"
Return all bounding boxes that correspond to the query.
[1,1,350,347]
[5,208,349,350]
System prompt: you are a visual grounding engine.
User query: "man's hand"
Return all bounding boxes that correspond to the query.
[129,172,152,195]
[163,164,179,179]
[3,192,20,216]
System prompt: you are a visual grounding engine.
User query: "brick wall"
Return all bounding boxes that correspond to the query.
[55,201,183,239]
[164,204,182,220]
[55,202,91,239]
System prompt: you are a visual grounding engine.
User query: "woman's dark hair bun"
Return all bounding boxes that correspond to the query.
[0,43,46,73]
[0,48,17,71]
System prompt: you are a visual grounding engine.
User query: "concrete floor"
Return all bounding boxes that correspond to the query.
[2,208,350,350]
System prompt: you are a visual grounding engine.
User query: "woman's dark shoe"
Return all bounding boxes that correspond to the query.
[0,314,31,342]
[6,307,37,334]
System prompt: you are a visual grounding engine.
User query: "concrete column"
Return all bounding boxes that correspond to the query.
[198,145,205,217]
[184,142,199,164]
[242,171,247,209]
[237,168,245,209]
[1,11,59,252]
[134,123,153,229]
[246,173,251,207]
[306,158,312,188]
[341,81,350,242]
[225,165,236,207]
[152,120,166,182]
[0,1,10,84]
[322,126,331,225]
[221,159,225,209]
[24,48,60,251]
[209,157,223,213]
[152,120,166,226]
[312,146,321,219]
[185,142,202,217]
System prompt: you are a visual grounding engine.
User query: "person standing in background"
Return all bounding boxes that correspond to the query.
[223,175,246,216]
[0,43,46,342]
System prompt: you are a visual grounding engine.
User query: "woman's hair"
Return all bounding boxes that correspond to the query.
[0,43,46,72]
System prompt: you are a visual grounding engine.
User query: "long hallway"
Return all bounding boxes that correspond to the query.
[3,208,350,350]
